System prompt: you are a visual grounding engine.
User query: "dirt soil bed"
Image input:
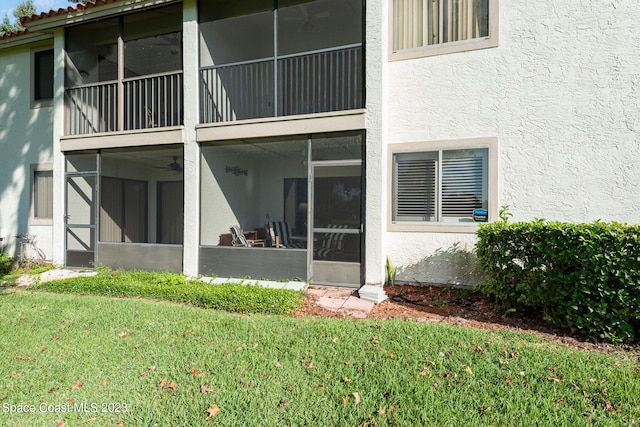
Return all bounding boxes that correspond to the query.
[296,284,639,355]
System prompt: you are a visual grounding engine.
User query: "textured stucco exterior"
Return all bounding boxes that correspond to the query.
[0,39,55,259]
[181,0,200,276]
[363,0,386,286]
[1,0,639,290]
[383,0,640,286]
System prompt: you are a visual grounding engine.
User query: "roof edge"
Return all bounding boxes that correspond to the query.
[22,0,179,32]
[0,31,53,50]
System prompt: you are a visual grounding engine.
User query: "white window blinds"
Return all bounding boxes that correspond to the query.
[393,148,488,223]
[34,170,53,219]
[442,154,484,218]
[394,153,437,221]
[393,0,490,51]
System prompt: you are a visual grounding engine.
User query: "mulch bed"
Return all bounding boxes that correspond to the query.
[297,284,639,355]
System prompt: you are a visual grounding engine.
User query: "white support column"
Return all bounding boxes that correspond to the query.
[363,0,388,298]
[117,19,124,131]
[52,27,66,266]
[182,0,200,276]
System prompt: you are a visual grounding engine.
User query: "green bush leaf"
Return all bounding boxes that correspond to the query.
[476,221,640,342]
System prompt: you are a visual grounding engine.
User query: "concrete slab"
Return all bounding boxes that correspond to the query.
[203,277,307,292]
[281,281,307,291]
[317,296,346,311]
[358,284,387,303]
[341,296,374,313]
[306,288,328,297]
[338,309,368,319]
[254,280,282,289]
[39,269,97,283]
[327,289,356,299]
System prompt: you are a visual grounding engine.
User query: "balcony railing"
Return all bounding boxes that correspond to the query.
[123,72,183,131]
[200,44,363,124]
[65,71,183,135]
[65,82,118,135]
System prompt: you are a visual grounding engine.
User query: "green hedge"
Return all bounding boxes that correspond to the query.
[476,220,640,342]
[0,253,12,277]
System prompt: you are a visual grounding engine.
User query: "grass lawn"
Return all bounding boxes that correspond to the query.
[0,289,638,426]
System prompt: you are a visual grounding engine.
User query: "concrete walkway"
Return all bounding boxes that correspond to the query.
[307,287,375,319]
[201,276,307,292]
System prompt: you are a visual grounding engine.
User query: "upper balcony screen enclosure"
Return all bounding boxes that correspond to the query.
[200,0,364,123]
[65,5,183,135]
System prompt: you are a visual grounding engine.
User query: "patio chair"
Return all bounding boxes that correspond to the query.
[314,224,347,259]
[230,225,265,247]
[267,221,305,249]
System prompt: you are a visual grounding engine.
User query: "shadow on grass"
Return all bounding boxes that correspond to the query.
[0,282,13,295]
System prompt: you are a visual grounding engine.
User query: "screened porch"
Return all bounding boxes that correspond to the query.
[64,4,183,135]
[64,146,184,272]
[199,132,364,286]
[199,0,364,124]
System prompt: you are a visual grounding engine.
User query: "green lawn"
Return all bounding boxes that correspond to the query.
[1,289,638,426]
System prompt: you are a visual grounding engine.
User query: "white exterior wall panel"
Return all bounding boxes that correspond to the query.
[2,0,639,289]
[0,42,54,259]
[384,0,640,286]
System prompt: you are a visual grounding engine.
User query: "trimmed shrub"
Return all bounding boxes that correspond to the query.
[34,269,304,315]
[476,220,640,342]
[0,253,12,277]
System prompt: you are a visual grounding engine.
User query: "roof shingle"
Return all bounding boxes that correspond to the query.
[0,29,30,41]
[21,0,122,25]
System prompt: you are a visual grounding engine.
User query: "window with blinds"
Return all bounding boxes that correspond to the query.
[394,152,437,221]
[442,150,484,219]
[393,0,490,52]
[34,170,53,219]
[393,148,488,223]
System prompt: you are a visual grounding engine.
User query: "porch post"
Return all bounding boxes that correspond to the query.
[273,1,278,117]
[361,0,387,302]
[52,27,66,266]
[117,19,124,131]
[182,0,201,276]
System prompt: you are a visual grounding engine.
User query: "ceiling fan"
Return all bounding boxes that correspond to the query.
[153,156,183,175]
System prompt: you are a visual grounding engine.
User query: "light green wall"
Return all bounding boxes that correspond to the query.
[0,40,55,258]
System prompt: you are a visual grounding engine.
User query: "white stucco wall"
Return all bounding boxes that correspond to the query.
[0,40,55,259]
[182,0,200,276]
[364,0,387,286]
[383,0,640,286]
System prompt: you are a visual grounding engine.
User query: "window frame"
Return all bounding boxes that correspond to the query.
[30,164,54,225]
[388,0,499,61]
[31,46,54,108]
[387,137,498,233]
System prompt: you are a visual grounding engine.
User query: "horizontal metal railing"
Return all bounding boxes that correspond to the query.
[200,44,363,124]
[65,81,118,135]
[64,71,183,135]
[278,44,363,116]
[123,71,183,131]
[65,44,363,132]
[200,59,274,123]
